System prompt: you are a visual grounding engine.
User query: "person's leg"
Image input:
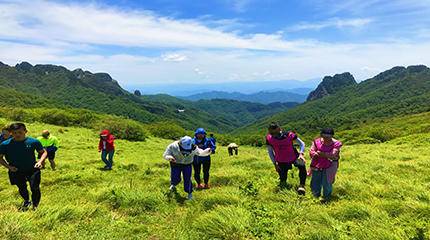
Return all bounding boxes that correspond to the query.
[170,163,181,189]
[310,170,322,197]
[322,170,333,201]
[235,148,238,155]
[9,171,30,202]
[182,164,193,194]
[203,159,211,186]
[48,151,56,170]
[228,148,232,156]
[107,150,114,169]
[193,159,202,185]
[101,150,109,167]
[277,163,289,187]
[29,170,41,208]
[297,165,307,186]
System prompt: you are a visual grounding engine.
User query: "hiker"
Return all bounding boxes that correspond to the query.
[37,130,59,170]
[192,128,216,189]
[309,128,343,203]
[227,143,239,156]
[0,123,47,210]
[98,129,115,170]
[208,133,217,153]
[0,125,12,143]
[163,136,212,200]
[266,122,307,194]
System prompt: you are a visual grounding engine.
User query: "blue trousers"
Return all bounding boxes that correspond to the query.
[170,163,193,193]
[101,150,114,168]
[310,169,333,199]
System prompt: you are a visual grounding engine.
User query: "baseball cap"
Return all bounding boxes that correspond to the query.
[180,136,193,150]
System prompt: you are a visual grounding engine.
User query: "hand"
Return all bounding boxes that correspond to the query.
[299,153,306,163]
[98,150,101,153]
[318,151,328,158]
[34,162,43,169]
[8,165,18,172]
[275,163,280,172]
[168,157,176,163]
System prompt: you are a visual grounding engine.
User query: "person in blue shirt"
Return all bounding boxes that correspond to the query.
[0,125,12,143]
[208,133,217,154]
[0,123,47,211]
[193,128,216,189]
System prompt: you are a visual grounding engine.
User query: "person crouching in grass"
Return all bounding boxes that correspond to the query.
[98,129,115,170]
[163,136,211,200]
[0,123,47,211]
[309,128,343,203]
[37,130,60,170]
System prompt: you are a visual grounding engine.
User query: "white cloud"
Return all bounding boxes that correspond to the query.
[0,0,429,87]
[0,0,307,52]
[162,53,189,62]
[290,18,373,31]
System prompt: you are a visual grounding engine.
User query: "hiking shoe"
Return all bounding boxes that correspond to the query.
[169,185,177,192]
[297,186,306,195]
[196,184,204,189]
[203,184,210,189]
[20,201,31,211]
[187,193,193,200]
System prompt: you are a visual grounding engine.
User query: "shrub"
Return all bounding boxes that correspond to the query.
[95,117,148,141]
[367,128,400,142]
[147,121,187,140]
[39,109,78,126]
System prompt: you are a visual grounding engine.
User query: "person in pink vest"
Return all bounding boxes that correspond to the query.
[309,128,343,203]
[266,122,307,194]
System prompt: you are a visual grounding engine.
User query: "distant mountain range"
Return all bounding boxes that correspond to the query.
[126,79,319,96]
[181,90,308,104]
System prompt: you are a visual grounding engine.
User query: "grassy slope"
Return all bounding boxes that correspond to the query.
[0,120,428,239]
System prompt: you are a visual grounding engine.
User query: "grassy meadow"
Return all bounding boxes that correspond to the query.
[0,120,429,239]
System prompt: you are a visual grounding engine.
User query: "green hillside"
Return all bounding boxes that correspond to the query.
[0,62,295,133]
[142,95,297,128]
[0,118,428,239]
[236,65,430,137]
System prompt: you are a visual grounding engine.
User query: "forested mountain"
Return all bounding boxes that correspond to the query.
[235,65,430,136]
[0,62,296,133]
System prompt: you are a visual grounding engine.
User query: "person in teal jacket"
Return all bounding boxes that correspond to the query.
[37,130,59,170]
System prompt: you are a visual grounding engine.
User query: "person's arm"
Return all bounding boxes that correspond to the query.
[210,139,216,152]
[35,149,47,169]
[309,141,318,159]
[267,145,276,165]
[163,144,176,162]
[0,154,17,172]
[295,137,305,154]
[195,147,211,157]
[295,137,306,162]
[98,139,102,152]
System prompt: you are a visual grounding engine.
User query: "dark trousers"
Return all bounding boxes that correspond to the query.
[38,150,56,169]
[193,158,211,185]
[170,163,193,193]
[228,147,238,156]
[8,169,41,206]
[278,162,307,186]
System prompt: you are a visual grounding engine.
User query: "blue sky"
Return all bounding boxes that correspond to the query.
[1,0,430,88]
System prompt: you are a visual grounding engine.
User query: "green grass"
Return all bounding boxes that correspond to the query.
[0,120,428,239]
